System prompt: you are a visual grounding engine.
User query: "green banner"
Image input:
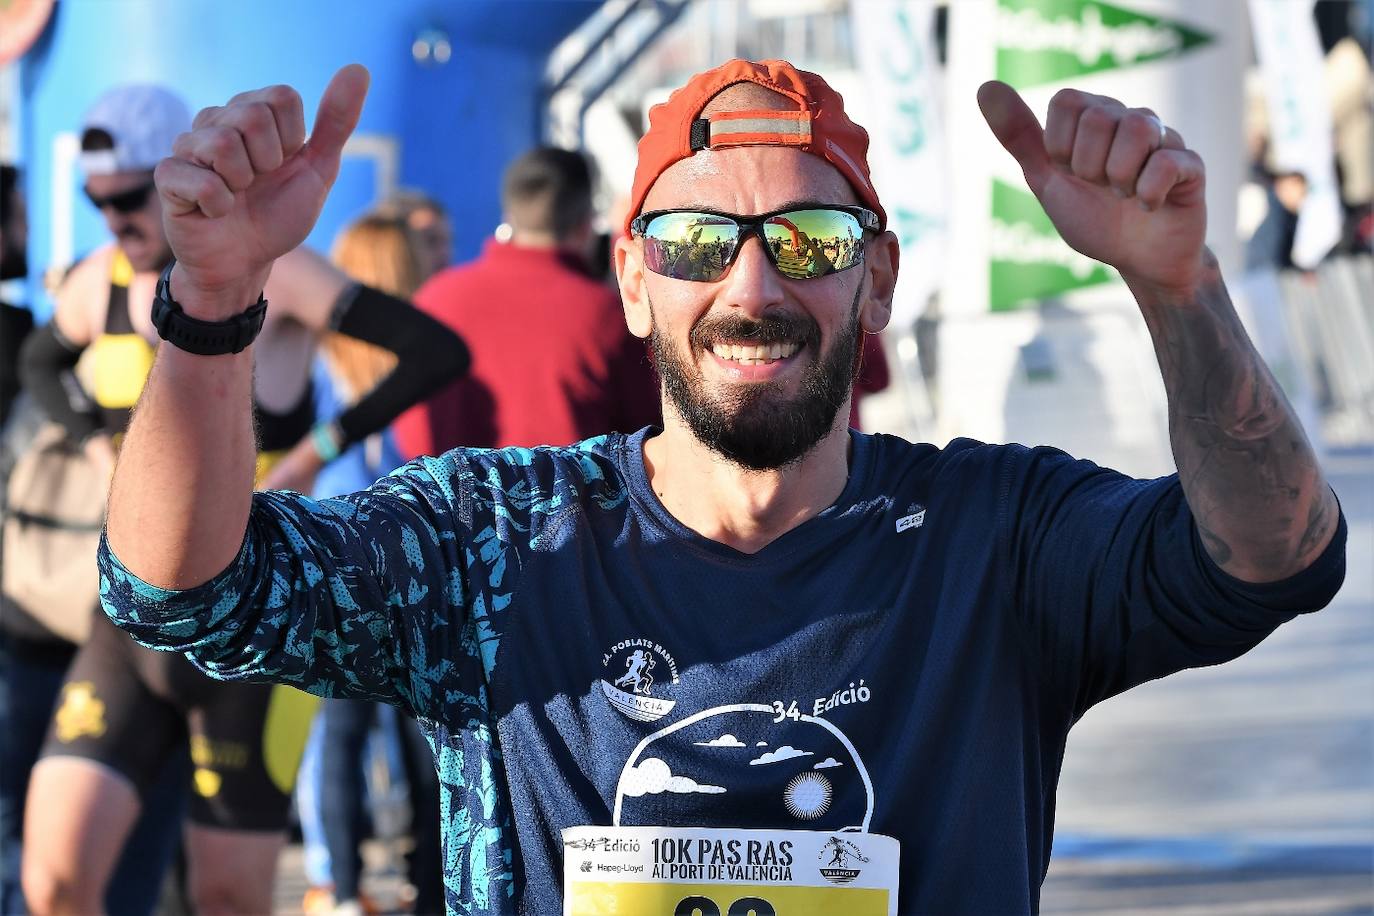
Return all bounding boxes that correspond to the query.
[988,180,1116,311]
[996,0,1212,87]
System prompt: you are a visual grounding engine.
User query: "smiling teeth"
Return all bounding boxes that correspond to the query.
[711,341,799,365]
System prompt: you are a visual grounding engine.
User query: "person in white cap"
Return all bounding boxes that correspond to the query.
[18,82,469,915]
[76,84,189,275]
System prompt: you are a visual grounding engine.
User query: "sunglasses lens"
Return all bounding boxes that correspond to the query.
[641,212,740,282]
[113,186,152,213]
[86,183,153,214]
[762,209,864,280]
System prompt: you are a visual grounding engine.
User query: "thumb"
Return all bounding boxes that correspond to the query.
[977,81,1051,195]
[303,64,370,185]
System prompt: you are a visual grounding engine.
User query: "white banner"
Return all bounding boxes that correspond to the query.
[851,0,947,330]
[1248,0,1343,270]
[932,0,1247,471]
[944,0,1249,316]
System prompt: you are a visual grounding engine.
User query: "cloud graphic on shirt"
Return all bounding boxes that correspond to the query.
[749,745,813,766]
[621,758,726,797]
[695,733,746,748]
[815,757,844,769]
[756,741,768,747]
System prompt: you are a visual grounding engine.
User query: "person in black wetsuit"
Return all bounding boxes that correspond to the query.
[17,83,468,916]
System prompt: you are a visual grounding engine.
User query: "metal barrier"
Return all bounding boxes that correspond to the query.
[1279,254,1374,445]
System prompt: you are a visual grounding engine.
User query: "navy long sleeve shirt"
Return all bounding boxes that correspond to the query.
[99,428,1347,914]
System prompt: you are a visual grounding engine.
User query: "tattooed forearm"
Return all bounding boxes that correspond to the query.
[1295,492,1334,558]
[1195,521,1233,566]
[1128,252,1339,582]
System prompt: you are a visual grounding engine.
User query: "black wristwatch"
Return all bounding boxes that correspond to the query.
[151,260,268,355]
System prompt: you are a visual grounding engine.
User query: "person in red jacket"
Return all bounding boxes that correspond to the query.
[849,331,890,430]
[394,148,659,455]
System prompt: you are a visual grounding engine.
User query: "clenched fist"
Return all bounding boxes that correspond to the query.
[154,65,370,317]
[978,81,1208,299]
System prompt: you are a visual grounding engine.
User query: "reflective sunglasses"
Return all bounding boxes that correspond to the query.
[84,181,156,215]
[631,205,879,282]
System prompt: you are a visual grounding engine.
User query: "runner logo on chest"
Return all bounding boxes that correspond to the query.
[601,638,681,722]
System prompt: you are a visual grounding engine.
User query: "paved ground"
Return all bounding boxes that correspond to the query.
[273,453,1374,914]
[275,840,408,915]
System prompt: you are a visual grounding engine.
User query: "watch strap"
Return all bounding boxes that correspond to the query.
[151,261,267,356]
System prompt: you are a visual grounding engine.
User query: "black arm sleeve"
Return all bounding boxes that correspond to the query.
[16,322,103,442]
[328,284,469,447]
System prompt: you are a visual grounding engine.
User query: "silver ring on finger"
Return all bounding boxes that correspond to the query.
[1148,114,1167,148]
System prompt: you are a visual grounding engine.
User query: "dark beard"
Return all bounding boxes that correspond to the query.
[649,282,863,471]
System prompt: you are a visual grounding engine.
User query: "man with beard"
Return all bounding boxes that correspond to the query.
[96,61,1344,914]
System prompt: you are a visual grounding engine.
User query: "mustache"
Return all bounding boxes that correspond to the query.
[116,226,147,242]
[689,312,820,350]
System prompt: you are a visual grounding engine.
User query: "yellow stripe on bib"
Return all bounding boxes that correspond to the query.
[567,882,890,916]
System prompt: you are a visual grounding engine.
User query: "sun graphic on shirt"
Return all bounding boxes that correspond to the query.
[784,771,833,820]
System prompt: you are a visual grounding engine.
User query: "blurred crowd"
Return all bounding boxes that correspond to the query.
[1243,4,1373,270]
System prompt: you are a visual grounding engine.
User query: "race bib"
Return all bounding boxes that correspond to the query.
[562,825,900,916]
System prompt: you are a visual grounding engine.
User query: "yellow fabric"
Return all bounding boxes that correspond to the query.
[193,768,224,798]
[110,249,135,287]
[89,334,156,408]
[90,249,155,409]
[254,450,286,488]
[54,682,108,743]
[261,685,320,794]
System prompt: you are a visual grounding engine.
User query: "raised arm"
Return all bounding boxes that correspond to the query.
[106,66,369,589]
[978,82,1339,583]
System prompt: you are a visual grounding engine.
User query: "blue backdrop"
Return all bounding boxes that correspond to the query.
[18,0,598,319]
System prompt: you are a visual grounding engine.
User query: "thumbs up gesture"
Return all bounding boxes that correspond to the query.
[978,81,1209,298]
[154,65,370,317]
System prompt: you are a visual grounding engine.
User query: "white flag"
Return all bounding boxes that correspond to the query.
[1249,0,1344,269]
[851,0,948,329]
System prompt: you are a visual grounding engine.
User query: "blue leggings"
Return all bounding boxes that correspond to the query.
[321,699,443,914]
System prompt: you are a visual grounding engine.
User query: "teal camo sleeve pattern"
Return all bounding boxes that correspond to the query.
[95,429,1350,914]
[98,443,622,713]
[97,438,630,913]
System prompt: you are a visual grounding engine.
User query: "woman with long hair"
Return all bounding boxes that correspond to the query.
[299,212,444,916]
